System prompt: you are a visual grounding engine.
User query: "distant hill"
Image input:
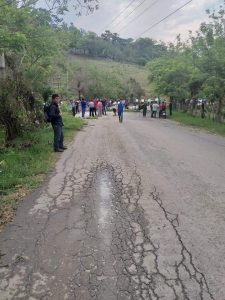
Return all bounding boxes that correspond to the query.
[60,54,153,99]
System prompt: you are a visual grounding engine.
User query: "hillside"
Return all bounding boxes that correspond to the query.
[54,55,153,99]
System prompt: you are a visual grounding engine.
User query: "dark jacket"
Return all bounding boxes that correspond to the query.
[49,103,63,126]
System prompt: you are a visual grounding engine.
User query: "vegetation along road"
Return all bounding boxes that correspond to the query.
[0,112,225,299]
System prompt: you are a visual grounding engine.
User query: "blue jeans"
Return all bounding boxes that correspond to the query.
[82,108,86,118]
[118,112,123,123]
[151,111,157,118]
[52,124,64,150]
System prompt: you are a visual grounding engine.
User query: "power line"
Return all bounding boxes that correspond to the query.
[134,0,193,39]
[101,0,137,32]
[117,0,159,34]
[110,0,148,31]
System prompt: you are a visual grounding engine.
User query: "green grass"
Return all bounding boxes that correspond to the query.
[67,55,153,96]
[170,111,225,136]
[0,113,84,222]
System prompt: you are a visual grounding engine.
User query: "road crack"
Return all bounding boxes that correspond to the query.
[150,187,215,300]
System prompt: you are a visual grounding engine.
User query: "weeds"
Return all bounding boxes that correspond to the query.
[0,113,83,228]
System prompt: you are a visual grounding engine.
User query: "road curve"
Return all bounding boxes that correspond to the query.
[0,112,225,300]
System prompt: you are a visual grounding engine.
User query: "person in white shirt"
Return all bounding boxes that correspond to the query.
[151,102,159,118]
[89,100,94,117]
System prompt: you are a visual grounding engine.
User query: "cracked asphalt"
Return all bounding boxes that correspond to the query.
[0,112,225,300]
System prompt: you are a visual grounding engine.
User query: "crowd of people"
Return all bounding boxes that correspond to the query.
[69,98,172,120]
[140,100,173,118]
[70,98,125,119]
[48,95,172,152]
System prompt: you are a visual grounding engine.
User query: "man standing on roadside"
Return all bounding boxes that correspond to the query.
[81,98,86,118]
[49,94,67,152]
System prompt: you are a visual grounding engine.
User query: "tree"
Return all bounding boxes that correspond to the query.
[190,8,225,121]
[127,78,144,101]
[146,3,225,121]
[0,3,62,141]
[70,71,89,99]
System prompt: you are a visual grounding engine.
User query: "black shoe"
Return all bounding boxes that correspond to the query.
[59,146,67,150]
[54,149,64,152]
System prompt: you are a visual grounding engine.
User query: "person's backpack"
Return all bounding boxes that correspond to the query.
[43,103,52,122]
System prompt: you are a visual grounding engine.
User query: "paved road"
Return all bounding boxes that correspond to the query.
[0,112,225,300]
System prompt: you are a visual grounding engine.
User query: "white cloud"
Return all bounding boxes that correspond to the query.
[63,0,223,42]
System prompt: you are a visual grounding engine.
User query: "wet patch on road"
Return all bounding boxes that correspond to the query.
[0,161,215,300]
[67,162,215,300]
[69,162,159,299]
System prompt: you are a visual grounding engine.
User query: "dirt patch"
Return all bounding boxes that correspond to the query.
[0,187,28,232]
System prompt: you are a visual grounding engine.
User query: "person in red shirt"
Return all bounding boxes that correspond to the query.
[93,98,98,116]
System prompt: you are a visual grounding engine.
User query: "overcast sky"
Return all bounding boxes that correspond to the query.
[63,0,222,42]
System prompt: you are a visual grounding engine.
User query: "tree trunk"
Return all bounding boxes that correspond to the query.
[215,98,223,122]
[0,115,21,141]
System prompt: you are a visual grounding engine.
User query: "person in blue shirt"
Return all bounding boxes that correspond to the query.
[81,98,86,118]
[117,101,124,123]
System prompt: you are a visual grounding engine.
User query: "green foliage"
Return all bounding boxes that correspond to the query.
[65,56,151,99]
[127,78,145,100]
[0,112,83,226]
[42,86,53,102]
[0,3,64,141]
[0,0,163,141]
[170,111,225,136]
[0,113,83,194]
[147,4,225,122]
[147,55,199,100]
[70,30,167,65]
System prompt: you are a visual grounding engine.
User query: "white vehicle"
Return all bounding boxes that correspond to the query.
[197,99,205,106]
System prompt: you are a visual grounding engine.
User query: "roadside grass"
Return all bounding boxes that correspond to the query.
[170,111,225,136]
[0,113,84,229]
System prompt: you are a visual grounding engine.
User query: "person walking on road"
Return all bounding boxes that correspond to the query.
[81,98,86,118]
[49,94,67,152]
[97,101,103,117]
[118,101,124,123]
